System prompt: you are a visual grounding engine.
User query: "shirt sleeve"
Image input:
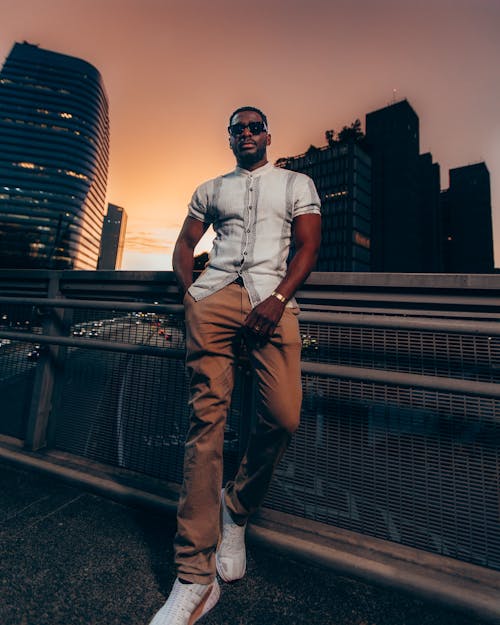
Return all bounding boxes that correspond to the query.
[293,173,321,219]
[187,181,213,223]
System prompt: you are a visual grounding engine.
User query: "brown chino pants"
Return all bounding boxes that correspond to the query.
[174,281,302,583]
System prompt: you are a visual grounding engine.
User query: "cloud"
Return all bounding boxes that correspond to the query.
[121,225,215,271]
[124,227,179,252]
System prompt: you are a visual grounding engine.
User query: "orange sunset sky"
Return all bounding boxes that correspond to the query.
[1,0,499,270]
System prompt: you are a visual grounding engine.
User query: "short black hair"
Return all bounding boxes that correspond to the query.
[228,106,268,130]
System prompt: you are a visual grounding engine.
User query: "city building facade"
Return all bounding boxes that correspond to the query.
[279,100,494,274]
[0,42,109,269]
[365,99,440,272]
[418,152,443,272]
[276,139,371,272]
[98,203,127,270]
[441,162,494,273]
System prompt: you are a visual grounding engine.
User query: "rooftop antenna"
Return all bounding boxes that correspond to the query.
[392,88,397,104]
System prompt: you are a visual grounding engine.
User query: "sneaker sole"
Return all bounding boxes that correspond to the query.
[191,581,220,625]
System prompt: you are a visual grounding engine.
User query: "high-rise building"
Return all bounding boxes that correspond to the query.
[98,203,127,270]
[365,99,425,272]
[441,163,494,273]
[418,152,443,272]
[0,42,109,269]
[276,138,371,272]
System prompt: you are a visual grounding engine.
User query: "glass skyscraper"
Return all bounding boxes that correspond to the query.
[0,42,109,269]
[98,203,127,270]
[276,140,372,272]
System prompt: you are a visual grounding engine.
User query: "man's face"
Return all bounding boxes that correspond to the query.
[229,110,271,169]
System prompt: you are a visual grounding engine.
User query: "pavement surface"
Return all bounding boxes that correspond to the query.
[0,459,492,625]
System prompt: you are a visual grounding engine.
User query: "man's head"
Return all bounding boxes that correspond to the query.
[228,106,271,170]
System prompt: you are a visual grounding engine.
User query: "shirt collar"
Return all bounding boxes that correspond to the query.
[234,161,274,177]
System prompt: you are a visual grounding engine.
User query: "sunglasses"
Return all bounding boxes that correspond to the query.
[228,121,267,137]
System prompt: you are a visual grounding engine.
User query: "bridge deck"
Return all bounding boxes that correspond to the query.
[0,459,489,625]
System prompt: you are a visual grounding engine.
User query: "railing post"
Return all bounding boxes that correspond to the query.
[25,273,69,451]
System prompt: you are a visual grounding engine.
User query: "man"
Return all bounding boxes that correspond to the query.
[149,106,321,625]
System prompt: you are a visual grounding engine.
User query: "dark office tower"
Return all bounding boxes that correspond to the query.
[276,139,371,271]
[0,42,109,269]
[98,203,127,270]
[365,100,423,272]
[418,153,443,272]
[441,163,494,273]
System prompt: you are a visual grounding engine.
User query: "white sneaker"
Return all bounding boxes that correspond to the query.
[216,488,247,582]
[149,578,220,625]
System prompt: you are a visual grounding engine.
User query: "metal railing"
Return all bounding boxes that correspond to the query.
[1,269,499,620]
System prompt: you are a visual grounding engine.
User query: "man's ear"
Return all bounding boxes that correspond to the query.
[267,133,272,146]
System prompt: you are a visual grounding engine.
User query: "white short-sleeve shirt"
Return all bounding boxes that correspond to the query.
[187,161,321,308]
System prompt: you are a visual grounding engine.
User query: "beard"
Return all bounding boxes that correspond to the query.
[234,142,267,168]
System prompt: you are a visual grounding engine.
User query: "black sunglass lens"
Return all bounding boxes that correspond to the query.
[248,122,264,134]
[229,124,245,136]
[229,122,266,136]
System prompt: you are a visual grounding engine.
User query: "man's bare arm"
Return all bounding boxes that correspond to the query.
[273,212,322,301]
[172,216,209,296]
[245,213,321,337]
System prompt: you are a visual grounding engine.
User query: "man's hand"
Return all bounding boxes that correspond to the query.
[244,295,286,340]
[243,213,321,341]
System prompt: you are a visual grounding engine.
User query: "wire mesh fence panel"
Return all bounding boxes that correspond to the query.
[299,322,500,383]
[0,302,45,438]
[265,371,500,571]
[51,345,248,486]
[0,337,38,438]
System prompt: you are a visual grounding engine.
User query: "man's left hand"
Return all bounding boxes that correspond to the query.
[244,295,286,340]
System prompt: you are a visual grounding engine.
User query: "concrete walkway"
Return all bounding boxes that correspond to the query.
[0,459,491,625]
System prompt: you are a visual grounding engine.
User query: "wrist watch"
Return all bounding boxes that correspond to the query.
[271,290,287,304]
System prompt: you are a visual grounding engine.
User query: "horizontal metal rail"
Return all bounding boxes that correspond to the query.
[302,303,500,320]
[296,289,500,307]
[0,330,184,359]
[304,271,500,290]
[301,361,500,401]
[1,328,498,401]
[0,296,183,314]
[1,296,500,336]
